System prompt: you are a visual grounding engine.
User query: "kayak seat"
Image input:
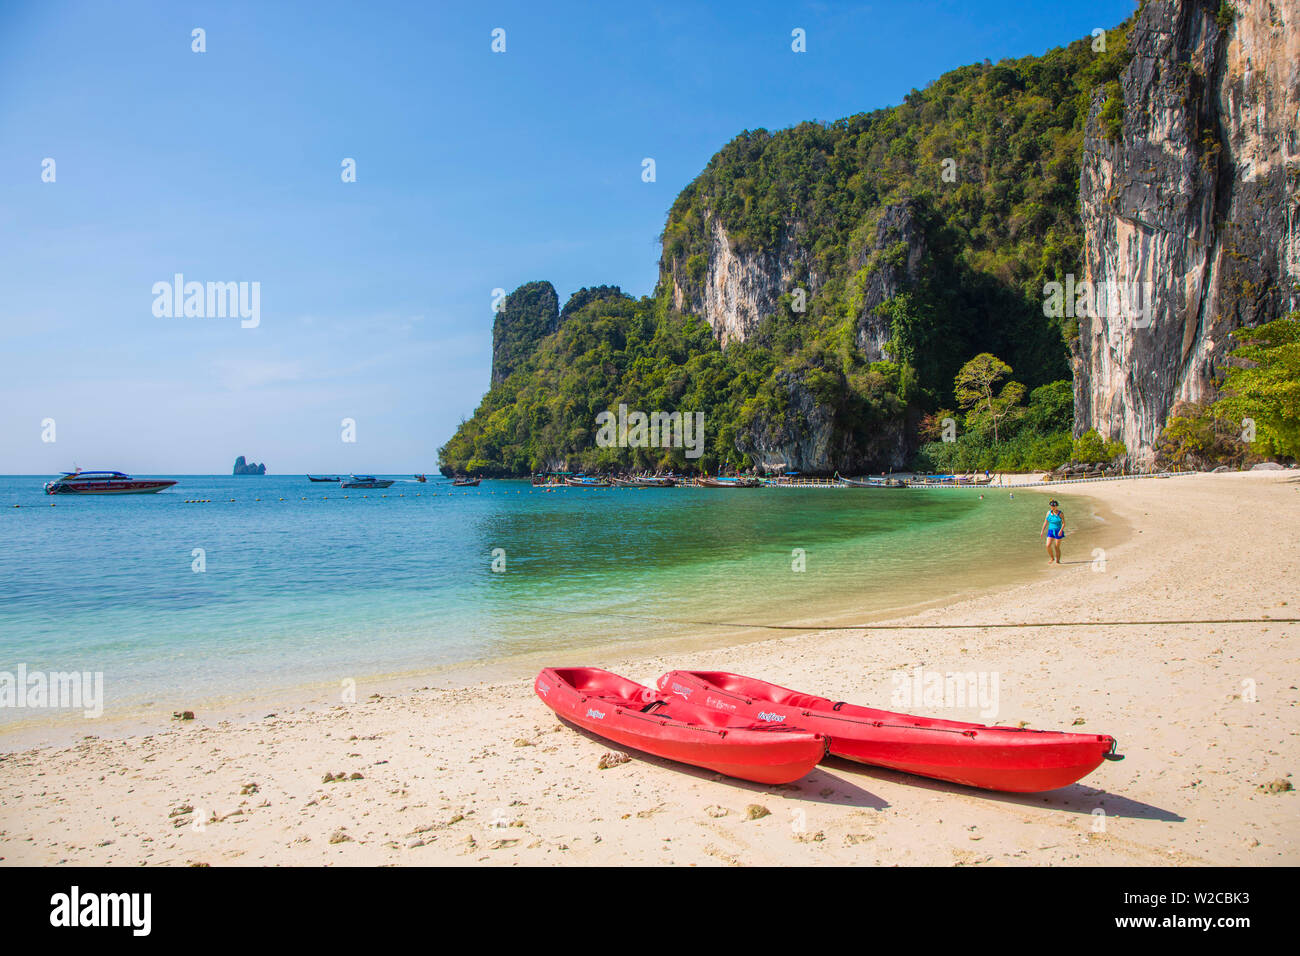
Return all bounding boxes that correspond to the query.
[764,689,833,711]
[684,672,829,711]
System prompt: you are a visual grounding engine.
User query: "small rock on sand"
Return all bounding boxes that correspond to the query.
[1258,777,1293,794]
[597,751,631,769]
[745,804,771,821]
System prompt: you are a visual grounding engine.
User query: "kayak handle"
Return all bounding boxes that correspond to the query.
[1103,737,1125,761]
[832,701,846,711]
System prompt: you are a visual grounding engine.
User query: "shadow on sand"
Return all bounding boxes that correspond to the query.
[822,755,1183,822]
[553,719,1181,821]
[556,717,890,810]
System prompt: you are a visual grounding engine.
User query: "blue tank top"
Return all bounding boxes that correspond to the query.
[1047,511,1063,532]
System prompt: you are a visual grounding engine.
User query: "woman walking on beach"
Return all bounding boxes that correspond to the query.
[1041,500,1065,564]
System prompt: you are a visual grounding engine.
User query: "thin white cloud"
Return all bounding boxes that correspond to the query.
[211,358,305,390]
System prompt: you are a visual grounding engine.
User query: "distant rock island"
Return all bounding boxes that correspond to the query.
[233,456,266,475]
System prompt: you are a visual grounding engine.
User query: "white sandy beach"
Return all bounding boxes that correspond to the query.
[0,471,1295,866]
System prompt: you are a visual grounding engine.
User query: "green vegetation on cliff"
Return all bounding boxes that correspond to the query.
[490,281,559,385]
[443,295,738,475]
[441,20,1137,476]
[661,22,1132,391]
[1157,313,1300,467]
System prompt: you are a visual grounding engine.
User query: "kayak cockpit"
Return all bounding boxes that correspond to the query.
[677,670,833,710]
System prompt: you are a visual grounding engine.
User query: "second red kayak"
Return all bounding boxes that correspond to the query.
[657,670,1118,793]
[535,667,827,784]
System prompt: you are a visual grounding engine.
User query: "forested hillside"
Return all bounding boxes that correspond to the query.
[440,17,1144,476]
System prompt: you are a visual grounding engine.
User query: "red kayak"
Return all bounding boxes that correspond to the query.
[657,671,1119,793]
[534,667,827,784]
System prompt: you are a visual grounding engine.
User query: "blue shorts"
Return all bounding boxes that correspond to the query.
[1047,530,1064,539]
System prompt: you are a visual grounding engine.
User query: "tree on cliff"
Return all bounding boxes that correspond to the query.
[954,353,1024,444]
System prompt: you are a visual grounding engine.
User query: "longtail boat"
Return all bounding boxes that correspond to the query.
[836,473,907,488]
[907,474,994,487]
[697,476,762,488]
[613,475,676,488]
[564,476,612,488]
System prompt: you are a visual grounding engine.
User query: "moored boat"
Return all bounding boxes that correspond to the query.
[451,477,480,487]
[307,475,342,482]
[564,475,612,487]
[535,667,826,784]
[613,475,676,488]
[657,670,1119,793]
[906,473,994,487]
[697,476,762,488]
[340,475,395,489]
[836,473,907,488]
[43,470,177,495]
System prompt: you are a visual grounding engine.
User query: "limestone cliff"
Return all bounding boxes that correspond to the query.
[666,217,821,347]
[1075,0,1300,461]
[734,371,911,472]
[662,200,926,471]
[491,281,559,385]
[853,200,928,363]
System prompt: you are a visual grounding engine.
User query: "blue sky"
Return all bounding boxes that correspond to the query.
[0,0,1136,474]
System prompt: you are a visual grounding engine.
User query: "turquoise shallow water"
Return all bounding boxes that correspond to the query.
[0,475,1080,724]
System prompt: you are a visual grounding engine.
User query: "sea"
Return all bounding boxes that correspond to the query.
[0,474,1090,729]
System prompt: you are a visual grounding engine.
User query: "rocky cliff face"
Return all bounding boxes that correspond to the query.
[734,372,910,472]
[665,197,929,361]
[666,217,821,347]
[854,200,928,362]
[1075,0,1300,461]
[662,200,925,472]
[491,281,559,385]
